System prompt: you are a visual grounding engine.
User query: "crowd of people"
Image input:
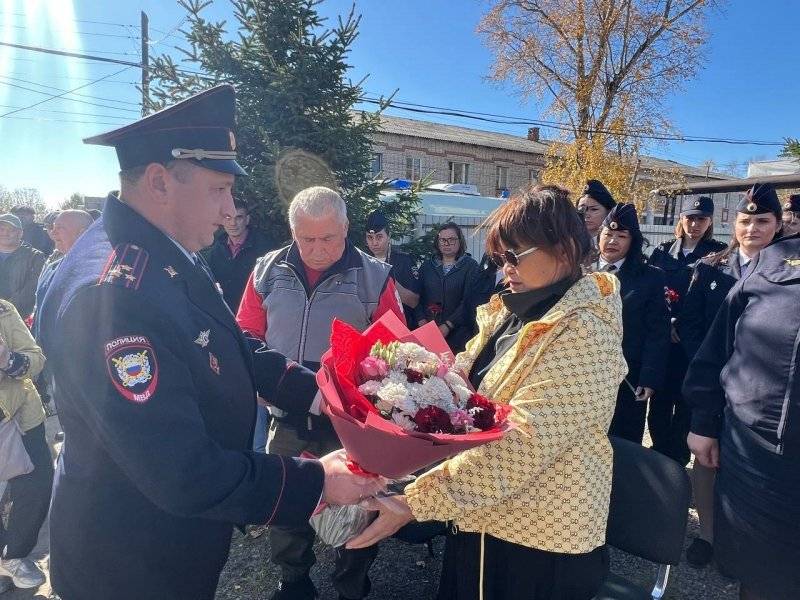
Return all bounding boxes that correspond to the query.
[0,84,798,600]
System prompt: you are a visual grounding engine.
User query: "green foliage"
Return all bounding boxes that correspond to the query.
[59,192,86,210]
[781,138,800,160]
[147,0,417,243]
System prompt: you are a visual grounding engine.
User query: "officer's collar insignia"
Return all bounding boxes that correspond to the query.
[209,352,220,375]
[609,221,619,230]
[710,281,717,290]
[105,335,158,404]
[164,266,178,278]
[747,202,758,213]
[194,329,211,348]
[784,258,800,267]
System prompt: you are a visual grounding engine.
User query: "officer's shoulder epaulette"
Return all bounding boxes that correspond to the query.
[98,243,150,290]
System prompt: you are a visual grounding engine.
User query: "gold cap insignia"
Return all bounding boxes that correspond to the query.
[747,202,757,213]
[694,200,701,208]
[609,221,619,230]
[785,201,793,210]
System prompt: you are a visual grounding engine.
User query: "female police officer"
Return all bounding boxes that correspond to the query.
[684,185,799,600]
[647,196,726,465]
[597,204,671,443]
[678,184,782,568]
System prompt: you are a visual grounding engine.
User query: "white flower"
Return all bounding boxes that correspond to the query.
[358,380,381,396]
[394,342,439,367]
[415,376,457,413]
[451,384,473,406]
[391,412,417,431]
[376,381,408,412]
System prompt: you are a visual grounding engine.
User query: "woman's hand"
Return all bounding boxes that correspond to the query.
[438,323,450,337]
[417,319,428,327]
[345,495,414,549]
[687,433,719,468]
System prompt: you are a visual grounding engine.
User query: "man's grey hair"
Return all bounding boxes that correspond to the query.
[288,186,348,229]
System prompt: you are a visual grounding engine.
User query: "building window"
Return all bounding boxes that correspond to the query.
[405,156,421,181]
[449,161,470,184]
[370,153,383,178]
[528,169,540,183]
[496,166,509,192]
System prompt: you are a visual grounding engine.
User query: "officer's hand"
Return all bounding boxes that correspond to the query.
[634,386,654,401]
[319,449,386,506]
[688,433,719,468]
[0,333,10,370]
[345,495,414,549]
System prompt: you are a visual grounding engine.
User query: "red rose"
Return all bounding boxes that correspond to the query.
[413,406,454,434]
[427,302,443,317]
[467,393,497,431]
[664,287,680,305]
[404,368,425,384]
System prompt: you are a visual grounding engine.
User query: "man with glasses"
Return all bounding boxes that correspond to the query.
[203,198,277,312]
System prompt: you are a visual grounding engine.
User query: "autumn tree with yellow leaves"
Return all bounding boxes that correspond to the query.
[479,0,717,205]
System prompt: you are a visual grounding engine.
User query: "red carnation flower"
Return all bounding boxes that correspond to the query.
[427,302,443,317]
[467,393,497,431]
[413,406,454,434]
[404,368,425,384]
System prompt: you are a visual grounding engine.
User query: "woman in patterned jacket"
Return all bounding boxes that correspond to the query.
[347,185,626,600]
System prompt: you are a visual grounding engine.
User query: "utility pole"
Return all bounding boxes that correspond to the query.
[141,11,149,116]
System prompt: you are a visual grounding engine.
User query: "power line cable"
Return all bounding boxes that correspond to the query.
[358,96,784,147]
[0,66,133,120]
[0,23,138,39]
[0,79,140,114]
[4,12,135,28]
[0,104,132,121]
[0,75,142,107]
[1,114,128,126]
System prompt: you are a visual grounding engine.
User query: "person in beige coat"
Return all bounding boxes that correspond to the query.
[348,185,626,600]
[0,298,52,591]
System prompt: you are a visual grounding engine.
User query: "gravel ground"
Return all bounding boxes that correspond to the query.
[214,490,739,600]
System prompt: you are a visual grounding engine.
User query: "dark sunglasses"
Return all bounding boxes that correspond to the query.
[491,246,538,268]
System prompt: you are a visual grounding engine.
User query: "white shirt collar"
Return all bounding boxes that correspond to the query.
[166,235,197,264]
[599,257,626,270]
[737,249,753,266]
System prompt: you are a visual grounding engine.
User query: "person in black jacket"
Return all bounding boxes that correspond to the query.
[10,206,54,256]
[597,204,670,444]
[684,223,799,600]
[415,222,479,353]
[364,210,420,327]
[0,213,45,319]
[646,196,726,465]
[678,184,783,568]
[203,198,277,312]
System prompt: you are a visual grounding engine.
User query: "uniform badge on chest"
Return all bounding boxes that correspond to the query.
[710,281,717,290]
[194,329,211,347]
[209,352,220,375]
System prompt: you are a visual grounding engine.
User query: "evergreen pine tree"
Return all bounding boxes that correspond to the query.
[148,0,419,245]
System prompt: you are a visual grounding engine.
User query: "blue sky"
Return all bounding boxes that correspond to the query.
[0,0,797,207]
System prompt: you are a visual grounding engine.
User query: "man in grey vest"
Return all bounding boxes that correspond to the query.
[236,186,405,600]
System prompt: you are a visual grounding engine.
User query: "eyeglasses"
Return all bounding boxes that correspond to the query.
[491,246,538,268]
[438,236,459,245]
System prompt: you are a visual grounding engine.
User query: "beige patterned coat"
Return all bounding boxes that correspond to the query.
[405,272,626,553]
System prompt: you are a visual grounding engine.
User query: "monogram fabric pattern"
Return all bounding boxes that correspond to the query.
[405,272,626,553]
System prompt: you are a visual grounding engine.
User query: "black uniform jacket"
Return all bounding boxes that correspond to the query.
[684,234,800,455]
[678,252,744,360]
[648,238,727,316]
[38,193,324,600]
[202,227,276,311]
[614,258,671,390]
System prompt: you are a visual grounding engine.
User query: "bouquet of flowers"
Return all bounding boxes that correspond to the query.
[664,287,680,311]
[317,311,511,479]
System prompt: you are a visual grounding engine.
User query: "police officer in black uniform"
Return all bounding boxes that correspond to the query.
[597,204,671,443]
[684,223,800,600]
[782,194,800,237]
[37,85,381,600]
[646,195,726,465]
[678,183,783,568]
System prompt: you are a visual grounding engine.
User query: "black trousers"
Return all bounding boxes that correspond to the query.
[608,380,647,444]
[0,423,54,558]
[437,532,608,600]
[647,345,691,465]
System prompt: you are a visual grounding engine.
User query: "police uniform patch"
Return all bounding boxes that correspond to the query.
[105,335,159,403]
[710,280,717,290]
[209,352,220,375]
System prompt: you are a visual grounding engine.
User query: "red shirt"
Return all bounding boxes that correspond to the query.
[236,269,405,340]
[226,230,249,259]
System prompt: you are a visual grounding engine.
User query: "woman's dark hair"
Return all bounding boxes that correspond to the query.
[674,216,715,242]
[433,222,467,260]
[483,184,590,279]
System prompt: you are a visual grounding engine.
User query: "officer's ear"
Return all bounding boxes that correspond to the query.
[143,163,170,206]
